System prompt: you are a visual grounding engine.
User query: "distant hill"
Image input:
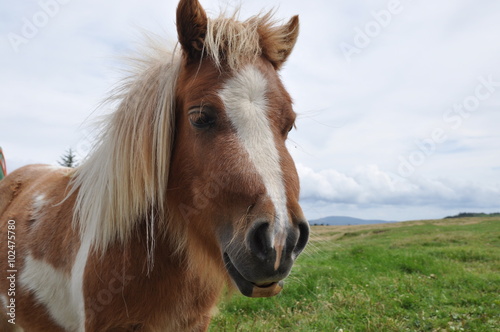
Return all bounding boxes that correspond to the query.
[309,216,395,226]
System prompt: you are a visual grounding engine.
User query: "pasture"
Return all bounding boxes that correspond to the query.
[209,217,500,331]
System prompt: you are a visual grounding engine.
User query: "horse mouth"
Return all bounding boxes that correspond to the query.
[223,253,283,298]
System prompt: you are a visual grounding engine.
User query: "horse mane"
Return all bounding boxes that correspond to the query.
[70,9,291,256]
[71,40,181,257]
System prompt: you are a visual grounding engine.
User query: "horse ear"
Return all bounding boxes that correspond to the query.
[176,0,208,59]
[261,15,299,70]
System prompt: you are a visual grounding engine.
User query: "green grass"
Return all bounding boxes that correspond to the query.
[209,217,500,331]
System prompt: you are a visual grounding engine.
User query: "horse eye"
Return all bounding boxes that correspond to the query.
[188,109,216,129]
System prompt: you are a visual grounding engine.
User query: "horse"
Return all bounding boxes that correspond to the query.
[0,0,309,330]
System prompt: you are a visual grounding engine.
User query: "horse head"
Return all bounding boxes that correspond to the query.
[169,0,309,297]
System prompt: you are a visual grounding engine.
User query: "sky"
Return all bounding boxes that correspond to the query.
[1,0,499,222]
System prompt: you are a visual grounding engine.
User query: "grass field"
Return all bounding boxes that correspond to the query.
[209,217,500,331]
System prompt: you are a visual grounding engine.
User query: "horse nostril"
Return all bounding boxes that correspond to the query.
[247,219,309,264]
[293,220,309,256]
[247,221,272,261]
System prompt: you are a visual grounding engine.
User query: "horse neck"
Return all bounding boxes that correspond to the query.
[83,214,224,330]
[110,209,224,284]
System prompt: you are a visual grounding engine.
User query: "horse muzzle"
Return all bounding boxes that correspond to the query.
[222,218,309,297]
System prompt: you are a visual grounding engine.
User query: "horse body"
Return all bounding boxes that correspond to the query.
[0,0,308,330]
[0,165,81,331]
[0,164,223,331]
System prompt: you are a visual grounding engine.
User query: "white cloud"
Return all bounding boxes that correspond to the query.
[298,163,500,220]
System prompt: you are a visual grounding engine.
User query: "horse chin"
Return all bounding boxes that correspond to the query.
[223,253,284,298]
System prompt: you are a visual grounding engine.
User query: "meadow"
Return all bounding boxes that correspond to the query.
[209,217,500,331]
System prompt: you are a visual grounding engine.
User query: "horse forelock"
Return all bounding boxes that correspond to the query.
[204,10,296,71]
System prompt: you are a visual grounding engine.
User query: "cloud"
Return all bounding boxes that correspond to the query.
[298,163,500,210]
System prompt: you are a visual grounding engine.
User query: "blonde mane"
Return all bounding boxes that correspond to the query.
[71,9,294,255]
[71,41,181,256]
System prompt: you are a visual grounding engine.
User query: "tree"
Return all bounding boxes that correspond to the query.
[58,148,78,168]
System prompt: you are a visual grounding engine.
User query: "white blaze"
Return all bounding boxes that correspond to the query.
[219,65,289,250]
